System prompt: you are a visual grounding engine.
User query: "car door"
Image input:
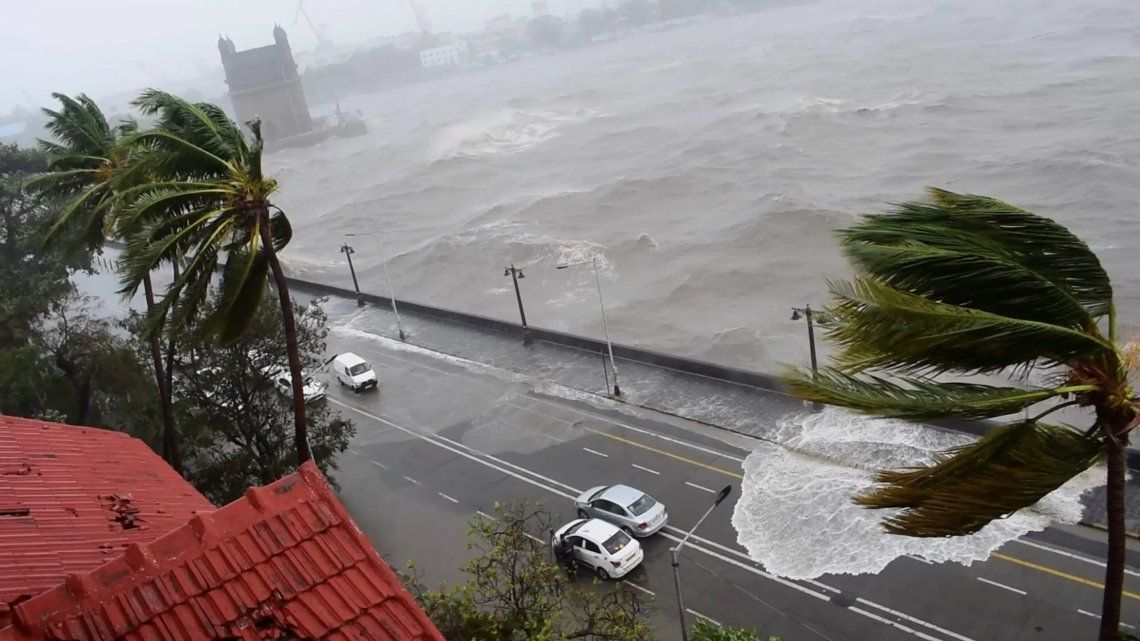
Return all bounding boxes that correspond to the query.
[575,537,603,569]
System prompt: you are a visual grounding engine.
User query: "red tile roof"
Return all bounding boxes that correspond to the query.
[0,416,214,625]
[3,461,445,641]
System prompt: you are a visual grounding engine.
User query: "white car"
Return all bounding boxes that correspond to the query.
[575,484,668,537]
[270,368,327,403]
[551,518,644,579]
[330,352,378,392]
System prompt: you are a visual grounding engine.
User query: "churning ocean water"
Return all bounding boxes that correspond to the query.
[269,0,1140,373]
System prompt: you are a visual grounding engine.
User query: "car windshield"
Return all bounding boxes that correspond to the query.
[348,363,371,376]
[563,521,586,538]
[627,494,656,516]
[602,530,631,555]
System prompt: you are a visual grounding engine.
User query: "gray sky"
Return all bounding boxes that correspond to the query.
[1,0,588,114]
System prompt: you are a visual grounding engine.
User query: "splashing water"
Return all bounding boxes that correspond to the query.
[731,408,1105,579]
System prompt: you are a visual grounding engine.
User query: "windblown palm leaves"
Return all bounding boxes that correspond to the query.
[117,90,291,342]
[116,90,310,464]
[783,188,1136,538]
[29,93,136,249]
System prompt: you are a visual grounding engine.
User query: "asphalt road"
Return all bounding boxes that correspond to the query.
[323,331,1140,641]
[71,258,1140,640]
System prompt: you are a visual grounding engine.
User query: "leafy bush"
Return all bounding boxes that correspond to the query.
[690,618,779,641]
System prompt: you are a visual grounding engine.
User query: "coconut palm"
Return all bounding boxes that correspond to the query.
[782,188,1137,640]
[115,89,312,464]
[29,93,182,472]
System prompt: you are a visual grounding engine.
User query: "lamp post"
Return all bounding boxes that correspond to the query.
[790,304,818,373]
[340,243,363,306]
[557,257,621,398]
[346,232,406,341]
[671,485,732,641]
[504,264,532,345]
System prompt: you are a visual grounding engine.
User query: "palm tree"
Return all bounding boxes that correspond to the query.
[116,89,312,464]
[782,188,1137,640]
[29,93,182,472]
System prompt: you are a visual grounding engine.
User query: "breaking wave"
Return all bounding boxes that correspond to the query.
[731,408,1105,580]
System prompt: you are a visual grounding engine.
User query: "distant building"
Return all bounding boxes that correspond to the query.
[218,25,314,141]
[419,40,470,68]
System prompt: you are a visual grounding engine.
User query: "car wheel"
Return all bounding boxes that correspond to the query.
[622,526,635,538]
[576,508,588,519]
[596,565,610,580]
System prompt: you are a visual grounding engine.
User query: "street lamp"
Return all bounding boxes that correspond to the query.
[556,257,621,398]
[339,243,364,306]
[346,232,406,341]
[504,264,532,346]
[671,485,732,641]
[790,304,819,373]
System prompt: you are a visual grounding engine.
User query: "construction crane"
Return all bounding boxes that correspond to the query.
[295,0,334,49]
[406,0,431,33]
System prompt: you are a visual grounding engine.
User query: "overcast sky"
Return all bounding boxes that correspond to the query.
[1,0,594,114]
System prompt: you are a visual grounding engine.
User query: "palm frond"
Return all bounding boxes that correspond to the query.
[268,207,292,250]
[208,247,269,344]
[855,420,1103,536]
[781,367,1096,420]
[843,189,1112,321]
[825,276,1113,375]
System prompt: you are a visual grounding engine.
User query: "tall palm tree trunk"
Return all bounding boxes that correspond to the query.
[259,219,311,464]
[142,273,181,472]
[1101,427,1127,641]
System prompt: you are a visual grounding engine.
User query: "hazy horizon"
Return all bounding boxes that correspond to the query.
[0,0,597,114]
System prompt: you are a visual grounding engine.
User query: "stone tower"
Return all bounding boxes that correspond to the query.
[218,26,313,141]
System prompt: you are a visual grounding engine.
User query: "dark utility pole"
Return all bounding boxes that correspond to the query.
[504,264,532,345]
[791,305,818,372]
[341,244,363,306]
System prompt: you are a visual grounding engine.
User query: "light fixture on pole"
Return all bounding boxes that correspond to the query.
[556,257,621,397]
[671,485,732,641]
[339,243,364,306]
[346,232,406,341]
[504,264,532,346]
[790,304,819,373]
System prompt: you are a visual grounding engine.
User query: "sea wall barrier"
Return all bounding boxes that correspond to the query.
[282,274,1140,472]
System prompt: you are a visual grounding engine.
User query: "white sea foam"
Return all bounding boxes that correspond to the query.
[731,408,1105,579]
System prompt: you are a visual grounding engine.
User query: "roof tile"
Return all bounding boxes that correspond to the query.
[3,459,444,641]
[0,416,213,623]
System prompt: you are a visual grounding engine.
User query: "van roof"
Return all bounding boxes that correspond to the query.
[334,352,367,367]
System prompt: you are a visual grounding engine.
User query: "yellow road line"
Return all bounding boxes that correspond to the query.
[992,552,1140,601]
[584,427,743,479]
[588,424,1140,601]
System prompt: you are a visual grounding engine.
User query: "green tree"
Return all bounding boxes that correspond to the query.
[29,93,183,472]
[0,143,90,418]
[782,188,1137,640]
[166,292,353,504]
[690,620,778,641]
[116,90,314,464]
[405,502,654,641]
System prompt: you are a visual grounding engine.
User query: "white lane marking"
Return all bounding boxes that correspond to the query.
[686,609,721,626]
[402,475,421,485]
[476,510,495,520]
[806,579,839,594]
[330,398,972,641]
[856,598,974,641]
[976,578,1026,595]
[1013,538,1140,578]
[622,581,655,597]
[907,555,934,565]
[371,460,388,469]
[523,532,544,544]
[1127,623,1137,630]
[849,607,943,641]
[632,463,661,475]
[685,481,715,494]
[525,395,747,462]
[582,447,609,458]
[438,493,459,504]
[347,448,360,455]
[1078,609,1099,619]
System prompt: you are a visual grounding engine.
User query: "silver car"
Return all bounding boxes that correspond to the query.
[574,484,668,537]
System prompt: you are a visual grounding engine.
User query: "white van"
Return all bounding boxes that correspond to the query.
[330,352,378,393]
